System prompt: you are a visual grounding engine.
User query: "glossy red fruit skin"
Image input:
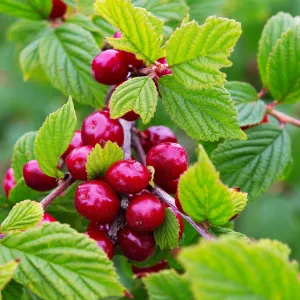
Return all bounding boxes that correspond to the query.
[126,193,165,232]
[146,142,188,182]
[49,0,67,19]
[2,168,15,198]
[170,208,184,239]
[61,130,84,160]
[158,178,179,194]
[81,110,124,147]
[38,213,57,226]
[87,221,110,234]
[117,226,156,262]
[65,146,93,181]
[106,160,150,194]
[175,192,184,213]
[92,50,129,85]
[113,31,144,68]
[140,126,177,153]
[261,114,269,124]
[241,114,269,130]
[122,111,140,121]
[23,160,58,192]
[157,57,167,64]
[132,259,167,277]
[86,230,114,259]
[74,180,121,223]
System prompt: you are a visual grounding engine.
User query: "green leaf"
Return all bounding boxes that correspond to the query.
[35,98,77,178]
[142,270,193,300]
[0,0,52,20]
[9,179,41,205]
[211,124,292,200]
[211,227,250,242]
[1,280,23,300]
[39,23,107,108]
[21,288,42,300]
[268,25,300,103]
[257,239,292,262]
[12,132,37,182]
[258,12,295,87]
[178,144,243,225]
[86,142,124,180]
[66,14,101,33]
[224,81,266,126]
[0,261,19,296]
[91,15,116,44]
[179,238,300,299]
[0,222,125,299]
[165,17,241,89]
[154,209,179,250]
[0,201,43,234]
[159,76,246,141]
[229,188,247,216]
[94,0,164,65]
[110,77,159,124]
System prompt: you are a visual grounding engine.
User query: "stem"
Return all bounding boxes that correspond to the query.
[267,105,300,127]
[131,130,215,240]
[119,119,133,159]
[40,173,76,209]
[257,88,268,99]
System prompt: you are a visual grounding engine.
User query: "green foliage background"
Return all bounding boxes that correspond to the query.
[0,0,300,264]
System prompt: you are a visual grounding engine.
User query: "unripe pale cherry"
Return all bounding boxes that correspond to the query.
[23,160,58,192]
[126,193,165,232]
[92,50,129,85]
[106,159,150,194]
[2,168,15,198]
[74,180,121,224]
[146,142,188,183]
[117,226,156,262]
[38,213,57,226]
[81,110,124,147]
[61,130,84,160]
[86,230,114,259]
[49,0,67,19]
[140,126,177,153]
[65,145,93,181]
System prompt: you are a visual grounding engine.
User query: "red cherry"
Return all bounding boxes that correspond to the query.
[86,230,114,259]
[157,57,167,64]
[81,110,124,147]
[92,50,129,85]
[175,192,184,213]
[49,0,67,19]
[158,178,179,194]
[65,146,93,181]
[132,259,167,277]
[38,213,56,226]
[146,142,188,182]
[170,208,184,239]
[61,130,84,160]
[140,126,177,153]
[122,111,140,122]
[117,226,155,262]
[2,168,15,198]
[23,160,58,192]
[113,31,144,68]
[74,180,121,223]
[87,221,110,234]
[126,193,165,232]
[106,159,150,195]
[261,114,269,124]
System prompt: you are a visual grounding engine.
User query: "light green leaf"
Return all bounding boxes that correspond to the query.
[154,209,179,250]
[258,12,295,87]
[257,239,292,262]
[39,23,107,108]
[86,142,124,180]
[268,25,300,103]
[224,81,266,126]
[142,270,193,300]
[0,261,19,297]
[22,288,43,300]
[94,0,164,65]
[211,227,250,242]
[0,201,43,234]
[110,77,159,124]
[179,238,300,299]
[12,132,37,182]
[0,0,52,20]
[178,145,239,225]
[165,17,241,89]
[9,179,42,205]
[35,98,77,178]
[0,222,125,300]
[91,15,116,43]
[159,76,246,141]
[211,124,292,200]
[229,188,247,216]
[66,14,101,33]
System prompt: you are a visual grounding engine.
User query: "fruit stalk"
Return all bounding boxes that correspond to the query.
[267,105,300,127]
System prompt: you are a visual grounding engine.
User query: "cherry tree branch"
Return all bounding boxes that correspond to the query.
[40,173,76,209]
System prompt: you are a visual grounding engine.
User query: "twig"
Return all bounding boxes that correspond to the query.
[267,105,300,127]
[119,119,133,159]
[131,129,146,164]
[40,173,76,209]
[257,88,268,99]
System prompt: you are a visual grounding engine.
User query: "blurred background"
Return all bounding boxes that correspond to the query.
[1,0,300,260]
